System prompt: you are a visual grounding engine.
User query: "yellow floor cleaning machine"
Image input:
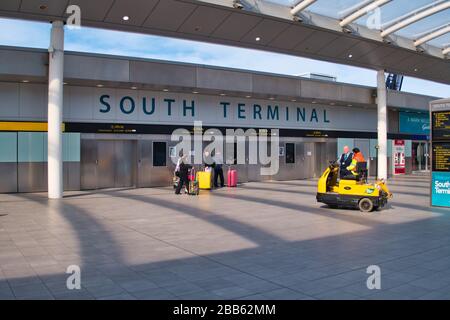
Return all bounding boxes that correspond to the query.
[316,161,392,212]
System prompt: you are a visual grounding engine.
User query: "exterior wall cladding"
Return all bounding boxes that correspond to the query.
[0,46,437,192]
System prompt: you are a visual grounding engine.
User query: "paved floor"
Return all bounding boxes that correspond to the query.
[1,175,450,300]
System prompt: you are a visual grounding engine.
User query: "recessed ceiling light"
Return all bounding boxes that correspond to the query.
[163,89,169,92]
[96,84,104,88]
[348,104,353,107]
[312,101,317,104]
[291,99,297,102]
[131,86,137,90]
[255,37,261,42]
[269,97,275,100]
[192,91,199,94]
[63,82,68,85]
[122,16,130,21]
[245,95,252,98]
[21,80,29,83]
[330,102,335,105]
[414,68,418,72]
[348,54,353,58]
[220,93,226,96]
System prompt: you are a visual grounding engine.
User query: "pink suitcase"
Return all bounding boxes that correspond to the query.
[227,168,237,187]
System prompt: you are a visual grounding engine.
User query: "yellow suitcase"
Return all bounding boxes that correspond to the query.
[197,171,212,190]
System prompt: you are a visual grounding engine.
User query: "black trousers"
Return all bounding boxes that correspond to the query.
[340,168,351,178]
[175,175,188,194]
[214,167,224,188]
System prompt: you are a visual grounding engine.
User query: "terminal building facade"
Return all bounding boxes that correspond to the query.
[0,46,435,193]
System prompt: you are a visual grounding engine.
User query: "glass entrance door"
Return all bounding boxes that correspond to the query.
[412,141,430,172]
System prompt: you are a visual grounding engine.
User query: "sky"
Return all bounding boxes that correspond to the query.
[0,17,448,98]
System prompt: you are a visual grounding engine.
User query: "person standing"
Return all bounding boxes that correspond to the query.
[213,152,225,188]
[175,155,191,195]
[337,146,353,178]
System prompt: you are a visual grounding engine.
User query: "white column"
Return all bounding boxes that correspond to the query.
[48,21,65,199]
[377,70,388,180]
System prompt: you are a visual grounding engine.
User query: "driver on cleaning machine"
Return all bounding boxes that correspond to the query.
[344,148,366,180]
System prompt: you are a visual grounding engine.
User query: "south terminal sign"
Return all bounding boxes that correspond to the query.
[430,98,450,207]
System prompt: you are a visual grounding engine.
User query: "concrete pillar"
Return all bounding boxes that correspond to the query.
[377,70,388,180]
[48,21,65,199]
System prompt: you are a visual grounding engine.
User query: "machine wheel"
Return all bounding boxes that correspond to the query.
[358,198,374,212]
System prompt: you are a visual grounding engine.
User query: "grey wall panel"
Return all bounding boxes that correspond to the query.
[0,49,47,77]
[388,90,436,111]
[114,140,136,188]
[149,140,172,187]
[304,142,315,178]
[80,139,98,190]
[68,86,95,121]
[0,163,17,193]
[19,83,47,120]
[0,82,19,119]
[64,162,80,191]
[388,109,399,133]
[65,54,130,82]
[97,140,115,189]
[130,61,196,87]
[252,74,300,97]
[137,140,152,187]
[301,80,341,101]
[18,162,47,192]
[340,86,373,105]
[296,142,306,179]
[197,68,252,92]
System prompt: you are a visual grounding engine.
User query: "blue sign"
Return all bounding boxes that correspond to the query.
[431,171,450,207]
[399,112,430,135]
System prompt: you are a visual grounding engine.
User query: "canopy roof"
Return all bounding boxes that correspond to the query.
[0,0,448,84]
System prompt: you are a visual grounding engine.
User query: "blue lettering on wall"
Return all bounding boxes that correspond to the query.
[99,95,111,113]
[142,97,155,115]
[183,100,195,117]
[253,104,262,120]
[297,107,305,122]
[220,102,230,118]
[238,103,246,119]
[324,109,330,123]
[267,105,279,121]
[120,96,135,114]
[310,108,318,122]
[164,98,175,116]
[97,94,334,125]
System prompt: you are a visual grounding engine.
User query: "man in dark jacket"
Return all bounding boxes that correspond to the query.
[175,155,191,195]
[213,152,224,188]
[337,146,353,178]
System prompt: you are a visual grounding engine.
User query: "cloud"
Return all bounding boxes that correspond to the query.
[0,17,448,98]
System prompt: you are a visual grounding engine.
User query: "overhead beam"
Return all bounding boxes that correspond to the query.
[340,0,391,27]
[443,46,450,55]
[414,24,450,47]
[291,0,317,16]
[381,1,450,38]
